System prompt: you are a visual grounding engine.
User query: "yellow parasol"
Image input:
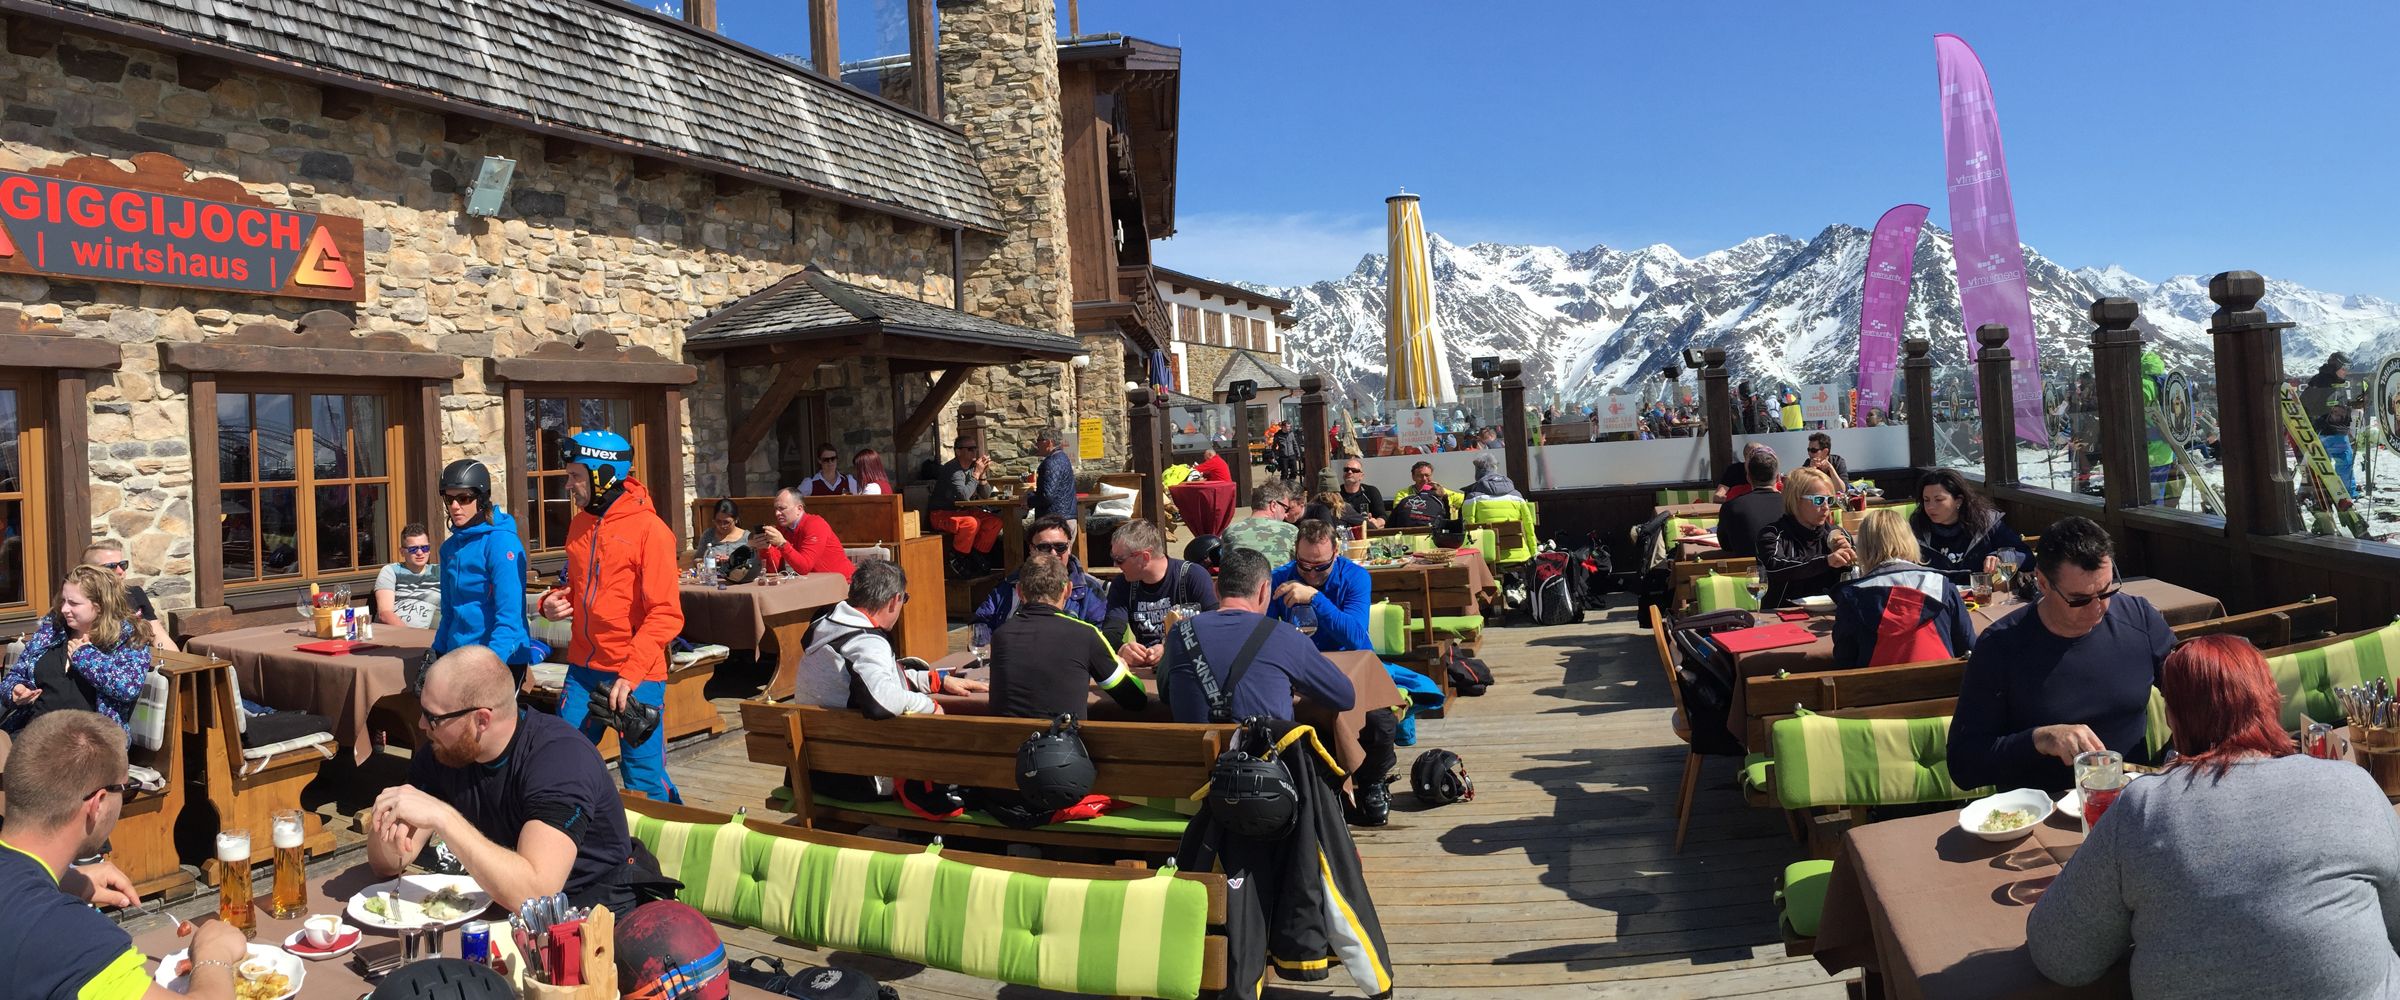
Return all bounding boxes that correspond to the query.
[1385,192,1457,408]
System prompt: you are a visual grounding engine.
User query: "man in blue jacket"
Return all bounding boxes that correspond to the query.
[1267,519,1409,826]
[430,460,532,684]
[972,517,1107,632]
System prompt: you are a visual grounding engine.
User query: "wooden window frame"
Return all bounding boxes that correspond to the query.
[509,386,659,557]
[1205,310,1225,348]
[210,381,409,598]
[1178,305,1201,345]
[813,0,943,119]
[0,372,53,622]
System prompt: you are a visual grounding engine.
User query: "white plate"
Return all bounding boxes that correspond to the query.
[281,923,363,961]
[345,873,492,930]
[154,943,304,999]
[1792,595,1834,612]
[1958,787,2055,842]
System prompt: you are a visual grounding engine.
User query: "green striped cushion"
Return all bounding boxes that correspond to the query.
[1741,752,1773,793]
[1693,572,1759,613]
[628,815,1211,1000]
[1656,488,1712,505]
[2270,622,2400,730]
[2145,686,2172,760]
[1368,602,1409,657]
[1769,714,1987,810]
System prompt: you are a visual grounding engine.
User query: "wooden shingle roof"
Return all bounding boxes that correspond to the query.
[686,267,1083,362]
[34,0,1003,230]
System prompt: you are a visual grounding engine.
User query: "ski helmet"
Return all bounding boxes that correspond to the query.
[438,459,493,514]
[1016,715,1097,813]
[616,901,731,1000]
[561,429,634,507]
[369,958,512,1000]
[1410,748,1474,806]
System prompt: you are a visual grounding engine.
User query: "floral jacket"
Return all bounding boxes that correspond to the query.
[1,614,151,736]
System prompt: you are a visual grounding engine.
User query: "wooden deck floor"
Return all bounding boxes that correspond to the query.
[672,605,1850,999]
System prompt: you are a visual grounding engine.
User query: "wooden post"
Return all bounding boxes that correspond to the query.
[1902,338,1935,469]
[1975,325,2020,488]
[808,0,839,79]
[2208,272,2302,536]
[1499,359,1530,489]
[1126,388,1165,529]
[1300,373,1331,489]
[956,400,987,456]
[683,0,716,30]
[2089,302,2149,510]
[1699,348,1733,476]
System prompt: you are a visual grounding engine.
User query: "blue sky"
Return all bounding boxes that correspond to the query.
[709,2,2400,297]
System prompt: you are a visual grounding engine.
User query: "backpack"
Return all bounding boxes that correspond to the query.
[1390,488,1448,528]
[1441,647,1493,696]
[1525,551,1583,626]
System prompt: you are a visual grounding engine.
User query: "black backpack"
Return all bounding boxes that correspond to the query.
[1390,488,1448,528]
[1441,647,1493,696]
[1525,551,1583,626]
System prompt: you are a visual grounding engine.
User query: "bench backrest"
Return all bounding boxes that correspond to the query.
[692,494,914,546]
[2267,619,2400,730]
[1768,712,1986,810]
[1742,658,1967,749]
[623,796,1228,1000]
[741,701,1230,800]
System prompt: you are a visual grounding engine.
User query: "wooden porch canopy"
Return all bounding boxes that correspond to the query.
[686,266,1086,465]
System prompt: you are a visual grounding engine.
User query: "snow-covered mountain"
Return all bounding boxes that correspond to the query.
[1255,225,2400,404]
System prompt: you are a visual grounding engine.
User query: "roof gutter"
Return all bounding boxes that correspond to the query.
[0,0,1003,235]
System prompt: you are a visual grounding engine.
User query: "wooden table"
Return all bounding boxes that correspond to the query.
[187,623,434,764]
[1366,553,1500,607]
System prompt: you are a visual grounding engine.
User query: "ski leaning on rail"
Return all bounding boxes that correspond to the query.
[2276,381,2375,540]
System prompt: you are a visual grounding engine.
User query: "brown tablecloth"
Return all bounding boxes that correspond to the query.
[1813,809,2123,1000]
[188,623,435,764]
[676,574,848,651]
[1168,480,1240,537]
[129,866,780,999]
[1365,552,1500,609]
[1723,578,2226,742]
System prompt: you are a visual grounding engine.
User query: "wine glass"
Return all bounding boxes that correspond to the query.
[969,624,993,666]
[1748,564,1769,609]
[295,591,315,633]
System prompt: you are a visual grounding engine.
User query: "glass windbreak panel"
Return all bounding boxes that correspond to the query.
[218,393,253,482]
[258,486,299,578]
[837,0,915,101]
[1929,365,1982,474]
[2363,353,2400,535]
[350,395,387,477]
[255,393,296,482]
[220,490,254,581]
[2288,346,2393,541]
[2135,363,2221,515]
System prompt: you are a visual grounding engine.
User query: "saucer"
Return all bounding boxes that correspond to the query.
[283,924,362,960]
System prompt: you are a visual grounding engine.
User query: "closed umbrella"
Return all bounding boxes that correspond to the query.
[1385,192,1457,408]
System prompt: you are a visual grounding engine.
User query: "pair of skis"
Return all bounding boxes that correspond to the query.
[2276,382,2374,539]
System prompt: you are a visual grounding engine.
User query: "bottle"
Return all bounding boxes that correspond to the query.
[268,811,307,918]
[216,829,255,935]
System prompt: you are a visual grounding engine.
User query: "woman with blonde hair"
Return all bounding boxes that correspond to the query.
[1,565,154,743]
[1756,466,1856,606]
[1831,509,1974,667]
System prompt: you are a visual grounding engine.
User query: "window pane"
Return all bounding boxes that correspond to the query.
[355,483,387,568]
[312,394,349,479]
[218,393,252,484]
[259,487,299,578]
[220,490,255,582]
[837,0,913,100]
[314,485,351,572]
[256,394,296,482]
[0,499,21,606]
[530,397,568,471]
[541,474,571,549]
[0,389,18,491]
[350,395,387,477]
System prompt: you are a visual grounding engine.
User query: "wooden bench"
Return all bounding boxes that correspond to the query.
[1368,566,1458,705]
[101,654,211,898]
[622,796,1230,999]
[1741,657,1968,752]
[689,494,944,663]
[2171,596,2339,650]
[154,650,336,883]
[739,700,1231,855]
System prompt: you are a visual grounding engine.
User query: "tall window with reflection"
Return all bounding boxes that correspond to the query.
[838,0,928,105]
[521,394,644,552]
[217,390,395,587]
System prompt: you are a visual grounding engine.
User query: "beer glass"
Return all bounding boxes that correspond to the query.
[268,810,307,918]
[216,829,255,935]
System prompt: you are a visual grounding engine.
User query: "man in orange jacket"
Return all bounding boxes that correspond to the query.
[538,430,685,801]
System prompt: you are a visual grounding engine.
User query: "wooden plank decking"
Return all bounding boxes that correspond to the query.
[673,606,1850,999]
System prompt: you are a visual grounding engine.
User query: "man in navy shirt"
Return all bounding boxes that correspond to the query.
[370,646,658,915]
[1948,517,2175,793]
[1161,548,1354,725]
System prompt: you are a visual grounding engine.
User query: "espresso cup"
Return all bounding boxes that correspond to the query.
[304,914,342,948]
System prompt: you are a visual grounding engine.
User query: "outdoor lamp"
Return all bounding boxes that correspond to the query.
[1470,356,1501,381]
[465,155,517,217]
[1682,347,1707,369]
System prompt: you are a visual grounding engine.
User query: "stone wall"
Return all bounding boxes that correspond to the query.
[936,0,1075,478]
[0,23,953,613]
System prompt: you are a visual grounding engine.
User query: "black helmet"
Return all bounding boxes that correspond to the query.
[1183,534,1223,570]
[895,780,967,822]
[1016,715,1096,813]
[1410,748,1474,806]
[439,459,493,510]
[370,959,512,1000]
[1206,722,1299,839]
[720,545,759,584]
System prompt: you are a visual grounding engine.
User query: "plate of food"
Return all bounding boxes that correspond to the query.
[346,873,491,930]
[154,943,304,1000]
[1406,551,1454,567]
[1958,787,2055,842]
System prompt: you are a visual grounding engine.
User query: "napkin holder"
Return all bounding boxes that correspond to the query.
[511,906,616,1000]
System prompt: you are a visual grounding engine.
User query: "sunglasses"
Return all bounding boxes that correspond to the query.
[1808,446,1828,454]
[442,493,479,507]
[420,704,485,727]
[819,455,838,463]
[1294,557,1334,573]
[1343,467,1364,475]
[85,780,137,801]
[403,544,432,555]
[1804,494,1840,508]
[96,559,131,571]
[1031,541,1072,555]
[2052,581,2122,608]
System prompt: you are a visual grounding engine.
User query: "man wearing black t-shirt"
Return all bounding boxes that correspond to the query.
[1101,519,1218,669]
[369,646,660,915]
[85,541,176,651]
[1335,459,1387,531]
[1716,448,1785,559]
[988,556,1146,720]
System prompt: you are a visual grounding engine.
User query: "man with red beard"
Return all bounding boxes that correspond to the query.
[367,646,659,915]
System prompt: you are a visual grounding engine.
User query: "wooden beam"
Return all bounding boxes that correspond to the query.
[188,373,224,613]
[0,335,122,369]
[657,387,688,552]
[896,367,971,454]
[161,342,462,380]
[411,380,442,546]
[729,361,816,468]
[176,53,233,91]
[318,86,371,120]
[908,0,939,117]
[50,370,89,603]
[809,0,840,78]
[501,382,526,548]
[719,357,748,497]
[682,0,717,31]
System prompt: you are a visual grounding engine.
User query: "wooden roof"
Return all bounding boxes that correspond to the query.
[1058,34,1178,238]
[686,266,1085,368]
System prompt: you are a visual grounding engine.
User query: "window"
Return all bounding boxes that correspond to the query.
[217,389,397,588]
[1177,305,1201,345]
[1206,311,1225,348]
[0,377,48,614]
[521,393,648,552]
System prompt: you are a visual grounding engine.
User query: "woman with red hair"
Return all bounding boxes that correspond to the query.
[850,448,893,496]
[2028,635,2400,997]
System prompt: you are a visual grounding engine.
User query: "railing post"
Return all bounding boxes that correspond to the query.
[1500,359,1530,488]
[1125,387,1165,529]
[1975,325,2021,488]
[1300,373,1331,490]
[1700,348,1733,476]
[2209,271,2302,537]
[956,400,988,456]
[2088,301,2150,511]
[1902,338,1935,468]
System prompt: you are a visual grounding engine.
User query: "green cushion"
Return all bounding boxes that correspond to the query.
[2270,621,2400,730]
[816,795,1191,838]
[627,813,1212,1000]
[1776,859,1837,938]
[1656,488,1712,506]
[1741,752,1773,793]
[1462,498,1538,566]
[1369,601,1410,657]
[1693,571,1760,613]
[1408,615,1485,637]
[2145,686,2172,760]
[1769,713,1988,810]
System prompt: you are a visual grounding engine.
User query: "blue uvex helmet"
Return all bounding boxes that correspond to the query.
[562,429,634,504]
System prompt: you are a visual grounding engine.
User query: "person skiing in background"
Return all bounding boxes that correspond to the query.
[2141,350,2183,505]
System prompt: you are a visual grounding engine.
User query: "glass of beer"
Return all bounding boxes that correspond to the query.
[268,810,307,919]
[216,829,255,935]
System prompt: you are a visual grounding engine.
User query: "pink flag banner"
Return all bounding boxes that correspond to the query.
[1936,34,2049,446]
[1856,203,1928,419]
